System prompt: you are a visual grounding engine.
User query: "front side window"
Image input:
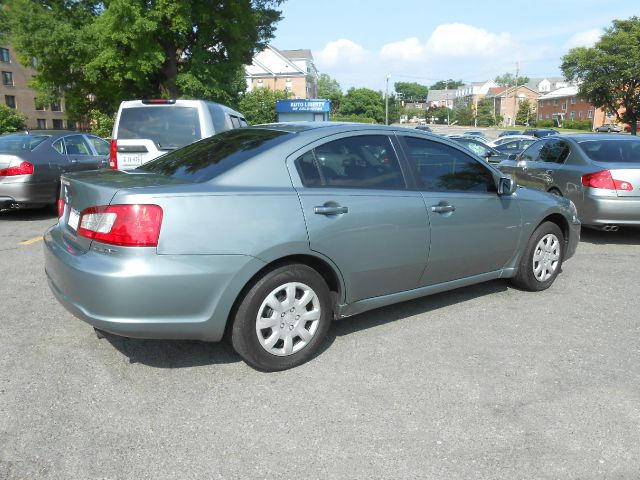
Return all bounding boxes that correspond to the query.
[520,140,546,162]
[63,135,92,155]
[459,139,490,157]
[539,139,570,164]
[295,135,405,190]
[403,136,496,193]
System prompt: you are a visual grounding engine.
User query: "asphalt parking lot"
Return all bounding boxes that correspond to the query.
[1,208,639,479]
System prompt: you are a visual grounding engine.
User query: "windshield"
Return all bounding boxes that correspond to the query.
[138,128,292,182]
[0,134,49,152]
[117,106,201,149]
[578,139,640,163]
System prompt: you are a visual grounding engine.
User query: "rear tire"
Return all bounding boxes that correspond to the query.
[231,263,332,371]
[511,221,564,292]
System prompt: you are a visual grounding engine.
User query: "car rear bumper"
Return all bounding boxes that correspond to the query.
[0,180,54,207]
[44,225,260,341]
[579,195,640,226]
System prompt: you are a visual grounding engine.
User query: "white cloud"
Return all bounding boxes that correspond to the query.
[314,39,366,67]
[425,23,513,57]
[564,28,602,50]
[380,37,425,62]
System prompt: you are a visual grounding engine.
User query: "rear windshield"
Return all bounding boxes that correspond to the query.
[578,139,640,163]
[138,128,291,182]
[0,134,49,152]
[117,106,201,149]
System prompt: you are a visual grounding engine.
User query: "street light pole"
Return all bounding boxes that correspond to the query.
[385,74,391,125]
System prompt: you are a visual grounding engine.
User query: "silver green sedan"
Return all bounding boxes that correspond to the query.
[44,123,580,371]
[497,134,640,230]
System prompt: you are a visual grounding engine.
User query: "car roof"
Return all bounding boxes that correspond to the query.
[560,133,640,142]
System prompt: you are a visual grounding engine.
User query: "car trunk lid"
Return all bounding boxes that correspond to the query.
[591,161,640,197]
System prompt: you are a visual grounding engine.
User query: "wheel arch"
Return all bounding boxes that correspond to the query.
[540,212,570,249]
[223,253,344,339]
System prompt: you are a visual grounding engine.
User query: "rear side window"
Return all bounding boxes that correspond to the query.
[86,135,110,155]
[138,128,291,182]
[117,106,201,149]
[578,139,640,163]
[403,137,496,192]
[295,135,405,190]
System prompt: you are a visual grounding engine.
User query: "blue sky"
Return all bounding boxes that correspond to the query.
[271,0,639,92]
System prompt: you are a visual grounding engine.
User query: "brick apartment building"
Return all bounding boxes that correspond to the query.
[1,44,69,130]
[245,46,318,99]
[537,86,610,129]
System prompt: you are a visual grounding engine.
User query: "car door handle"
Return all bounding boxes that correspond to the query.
[314,206,348,215]
[431,205,456,213]
[545,169,554,175]
[70,158,78,164]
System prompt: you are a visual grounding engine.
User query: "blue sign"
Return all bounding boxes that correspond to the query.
[276,99,330,113]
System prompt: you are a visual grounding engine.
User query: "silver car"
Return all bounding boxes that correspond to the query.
[497,134,640,230]
[0,131,109,210]
[44,123,580,371]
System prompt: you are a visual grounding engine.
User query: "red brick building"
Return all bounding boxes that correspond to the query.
[537,86,611,129]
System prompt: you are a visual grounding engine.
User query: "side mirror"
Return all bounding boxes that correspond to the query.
[498,176,517,196]
[516,159,527,168]
[507,153,517,160]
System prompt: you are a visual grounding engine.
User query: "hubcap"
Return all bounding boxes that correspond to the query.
[532,233,561,282]
[255,282,321,356]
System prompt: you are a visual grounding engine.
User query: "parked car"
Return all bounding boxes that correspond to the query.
[523,128,559,138]
[448,135,511,164]
[110,99,247,170]
[490,134,537,147]
[624,122,639,133]
[498,130,523,137]
[595,124,622,133]
[45,123,580,371]
[492,138,539,156]
[462,131,491,143]
[0,130,109,211]
[497,134,640,230]
[415,125,432,132]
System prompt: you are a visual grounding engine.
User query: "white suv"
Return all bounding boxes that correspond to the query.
[109,99,247,170]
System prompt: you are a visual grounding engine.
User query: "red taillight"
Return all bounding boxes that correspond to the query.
[109,139,118,169]
[581,170,633,191]
[57,198,65,218]
[77,204,163,247]
[0,161,34,176]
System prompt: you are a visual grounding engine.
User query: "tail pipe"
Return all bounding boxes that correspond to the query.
[602,225,619,232]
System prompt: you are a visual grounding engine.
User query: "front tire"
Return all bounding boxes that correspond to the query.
[231,263,332,371]
[511,222,564,292]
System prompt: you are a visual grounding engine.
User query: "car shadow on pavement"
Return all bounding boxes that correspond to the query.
[319,279,509,355]
[102,335,242,368]
[580,227,640,245]
[0,206,57,221]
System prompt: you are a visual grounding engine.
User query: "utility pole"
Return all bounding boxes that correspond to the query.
[445,80,450,125]
[385,74,391,125]
[513,62,519,126]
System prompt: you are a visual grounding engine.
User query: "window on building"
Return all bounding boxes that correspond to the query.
[570,111,575,119]
[588,110,593,118]
[52,119,64,129]
[0,48,9,63]
[571,97,577,104]
[2,71,13,86]
[561,102,567,110]
[5,95,16,109]
[546,114,550,119]
[539,114,543,120]
[37,119,46,129]
[553,99,558,106]
[579,111,584,117]
[35,99,45,111]
[50,101,62,112]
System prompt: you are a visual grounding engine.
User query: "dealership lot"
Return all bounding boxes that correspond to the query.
[1,208,639,479]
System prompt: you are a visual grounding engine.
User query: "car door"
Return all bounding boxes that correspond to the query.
[522,138,571,192]
[398,135,522,286]
[289,132,429,303]
[499,139,547,188]
[62,134,102,172]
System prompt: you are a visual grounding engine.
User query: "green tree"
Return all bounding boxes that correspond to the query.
[426,106,454,125]
[317,73,343,113]
[476,98,498,127]
[88,109,115,139]
[238,88,289,125]
[339,88,384,124]
[430,79,464,90]
[454,103,474,126]
[0,105,27,134]
[515,99,534,126]
[495,73,530,87]
[562,16,640,135]
[5,0,283,120]
[394,82,428,101]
